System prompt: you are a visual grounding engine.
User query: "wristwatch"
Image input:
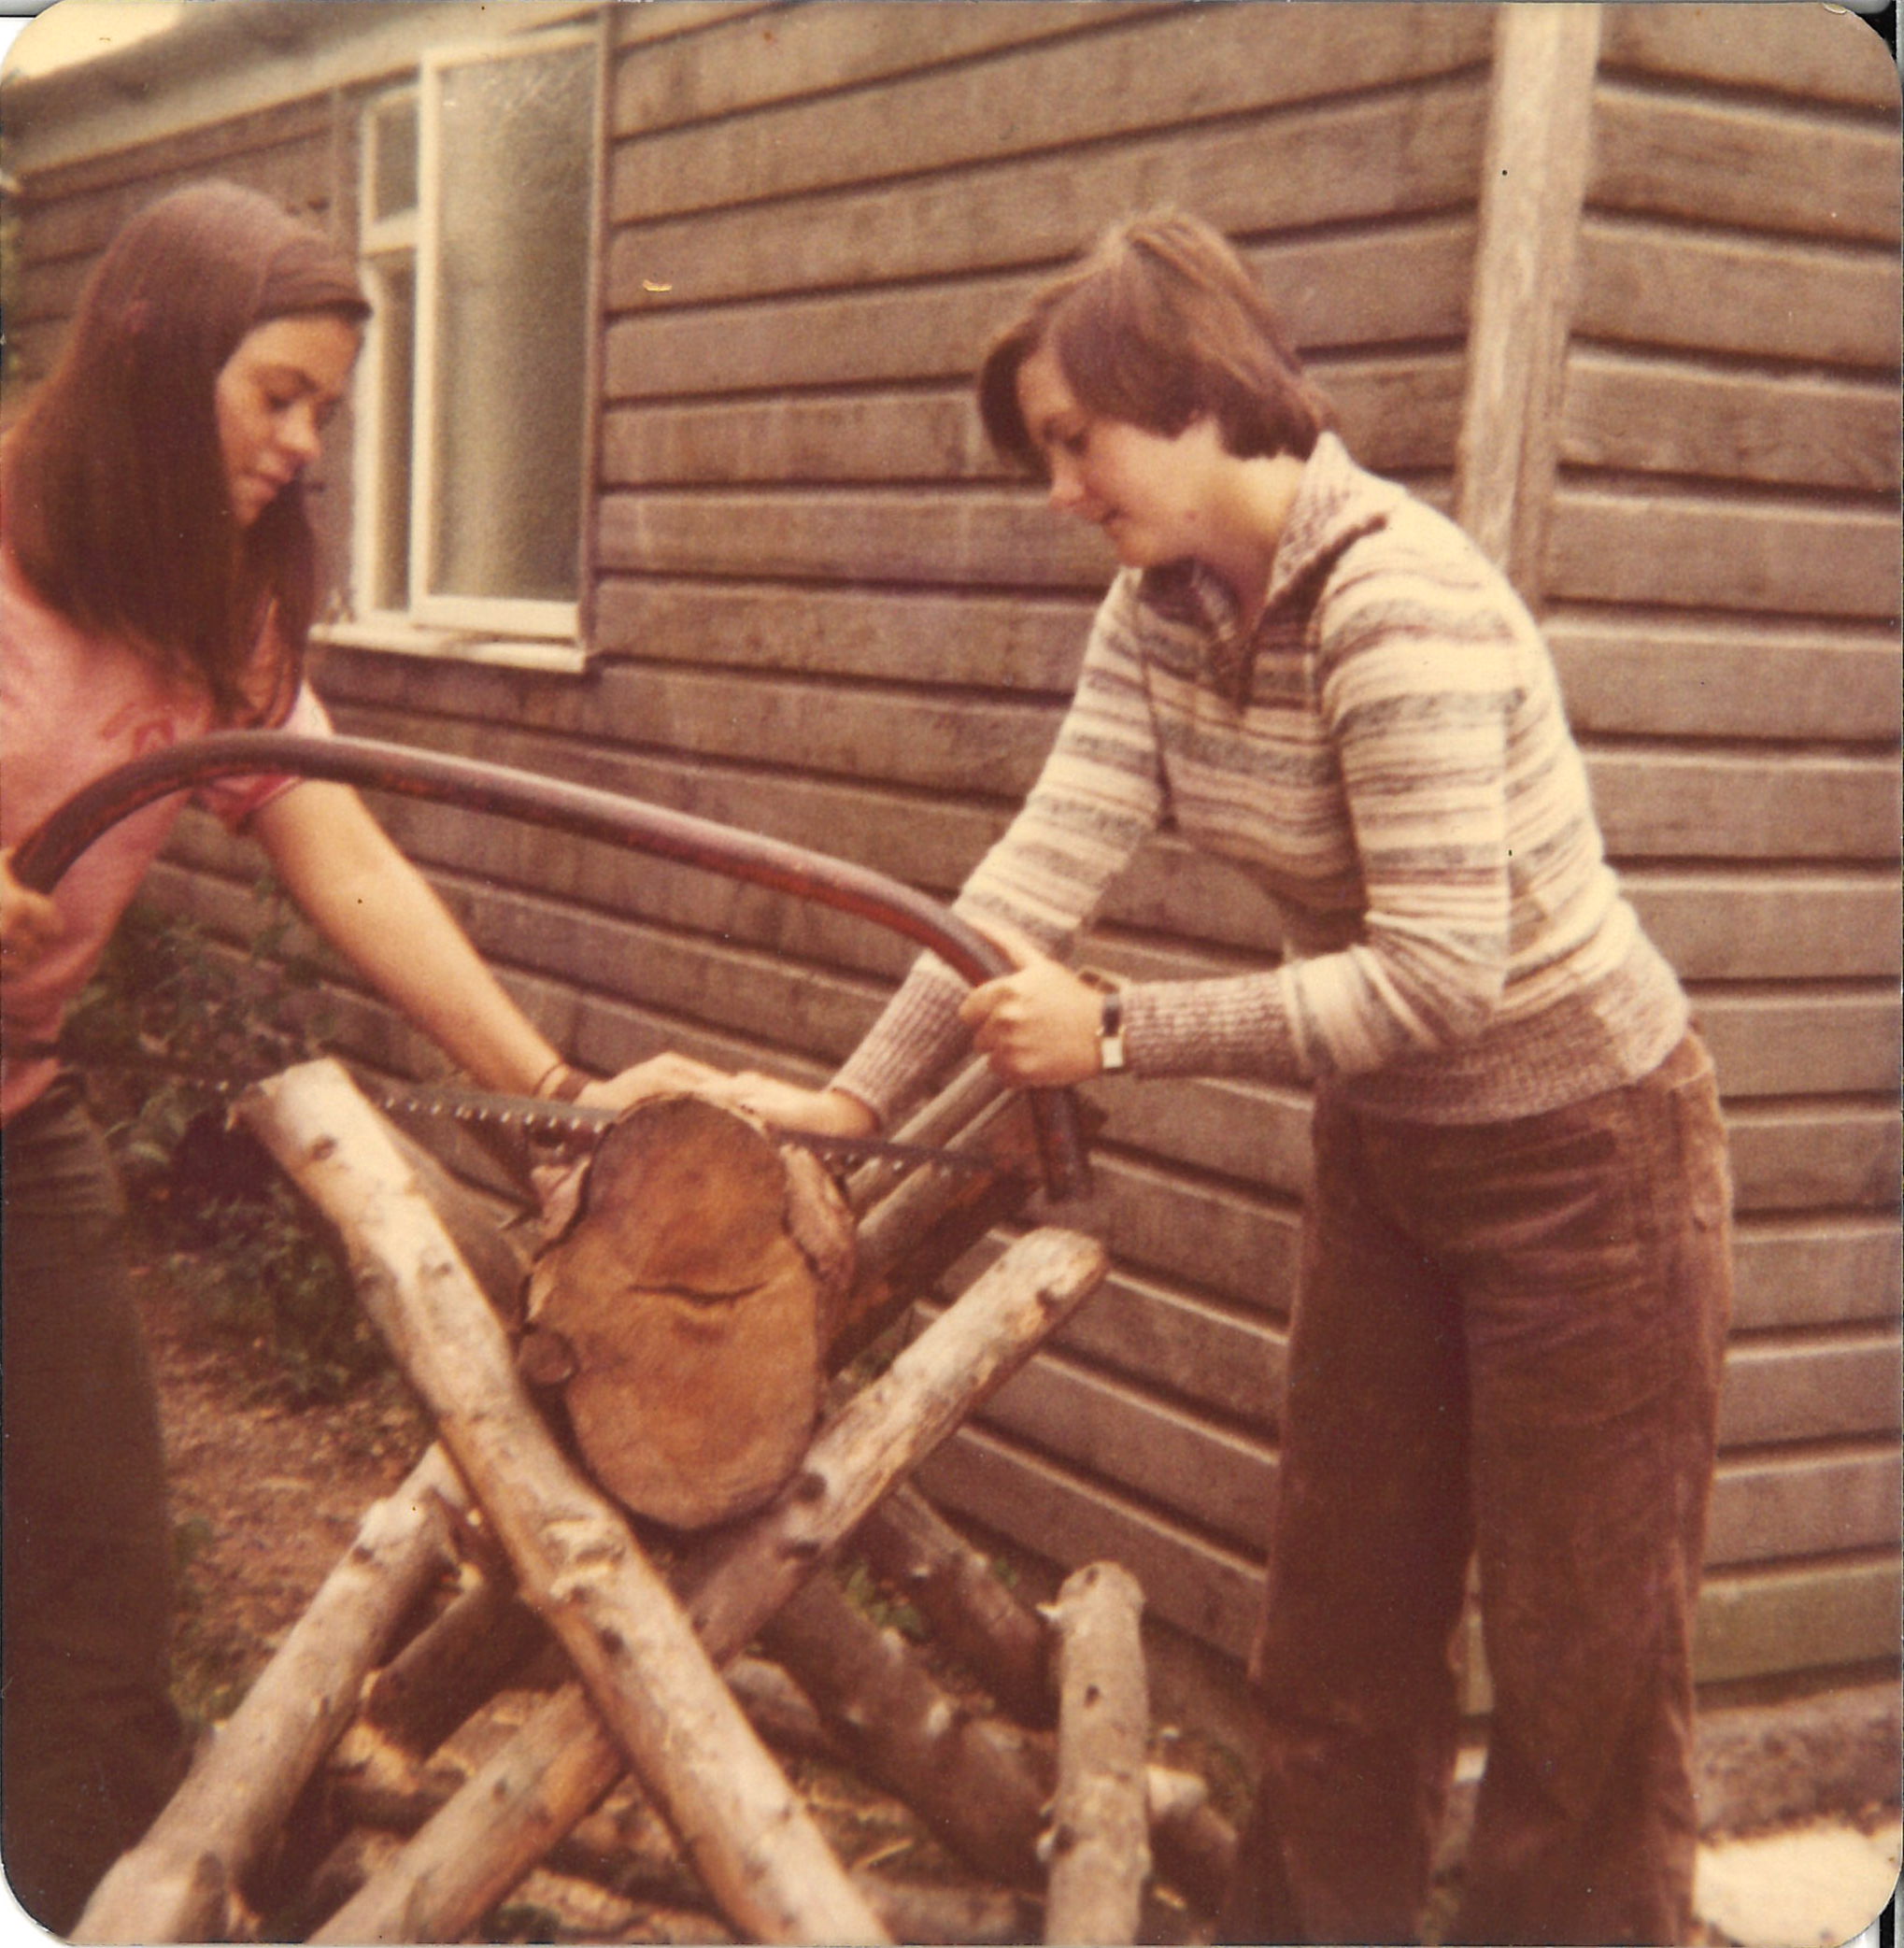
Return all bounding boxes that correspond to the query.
[1097,985,1129,1074]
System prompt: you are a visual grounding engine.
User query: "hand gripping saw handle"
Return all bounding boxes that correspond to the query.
[10,730,1093,1202]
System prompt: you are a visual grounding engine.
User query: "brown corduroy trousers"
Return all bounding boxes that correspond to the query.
[1220,1032,1734,1947]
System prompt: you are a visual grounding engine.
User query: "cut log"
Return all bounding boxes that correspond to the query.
[857,1875,1035,1946]
[725,1655,844,1762]
[327,1704,703,1907]
[524,1091,856,1529]
[758,1561,1224,1918]
[242,1061,887,1947]
[1043,1562,1152,1946]
[72,1445,465,1945]
[315,1223,1109,1946]
[858,1482,1054,1726]
[850,1485,1235,1909]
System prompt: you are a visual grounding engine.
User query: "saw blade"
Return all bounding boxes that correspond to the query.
[71,1052,993,1178]
[366,1078,993,1176]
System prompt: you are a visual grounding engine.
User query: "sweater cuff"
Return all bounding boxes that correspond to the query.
[1119,972,1308,1084]
[831,956,972,1126]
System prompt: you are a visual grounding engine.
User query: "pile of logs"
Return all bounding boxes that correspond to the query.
[72,1059,1237,1946]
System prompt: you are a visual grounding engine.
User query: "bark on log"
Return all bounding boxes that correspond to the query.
[360,1569,548,1754]
[524,1092,856,1529]
[857,1482,1054,1726]
[1043,1563,1152,1946]
[72,1445,465,1945]
[760,1571,1054,1889]
[315,1223,1109,1946]
[242,1060,886,1947]
[384,1118,536,1328]
[850,1486,1235,1909]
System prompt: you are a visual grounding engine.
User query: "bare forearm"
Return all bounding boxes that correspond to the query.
[254,783,561,1095]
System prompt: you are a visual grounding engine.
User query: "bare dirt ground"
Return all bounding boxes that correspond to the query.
[140,1259,427,1734]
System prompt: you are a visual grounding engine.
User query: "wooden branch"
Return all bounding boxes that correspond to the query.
[1043,1563,1152,1946]
[383,1119,535,1328]
[857,1482,1054,1726]
[72,1444,465,1945]
[325,1713,703,1910]
[833,1091,1043,1368]
[317,1223,1109,1945]
[1146,1769,1238,1920]
[761,1571,1054,1888]
[359,1569,547,1755]
[851,1486,1235,1911]
[242,1060,886,1947]
[1454,3,1604,595]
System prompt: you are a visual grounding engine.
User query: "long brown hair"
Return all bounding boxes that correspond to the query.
[978,209,1336,474]
[3,181,369,721]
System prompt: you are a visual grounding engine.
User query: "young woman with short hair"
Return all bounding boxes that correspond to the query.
[724,209,1734,1946]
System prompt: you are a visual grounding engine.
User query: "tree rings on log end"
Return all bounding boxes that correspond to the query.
[525,1094,855,1529]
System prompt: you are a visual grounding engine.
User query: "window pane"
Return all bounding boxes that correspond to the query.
[371,259,415,609]
[429,41,593,606]
[371,96,419,222]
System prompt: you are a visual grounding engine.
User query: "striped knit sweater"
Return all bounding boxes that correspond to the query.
[834,434,1687,1127]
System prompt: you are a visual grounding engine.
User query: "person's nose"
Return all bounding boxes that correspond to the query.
[278,402,325,470]
[1047,451,1087,516]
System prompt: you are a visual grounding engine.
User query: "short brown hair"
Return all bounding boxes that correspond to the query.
[978,210,1335,473]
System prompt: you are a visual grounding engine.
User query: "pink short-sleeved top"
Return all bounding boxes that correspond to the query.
[1,533,331,1123]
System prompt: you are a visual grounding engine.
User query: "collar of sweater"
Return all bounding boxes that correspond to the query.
[1137,434,1400,709]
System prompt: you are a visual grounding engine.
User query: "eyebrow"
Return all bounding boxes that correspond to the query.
[253,362,347,405]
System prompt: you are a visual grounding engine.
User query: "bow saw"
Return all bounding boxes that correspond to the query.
[10,731,1092,1201]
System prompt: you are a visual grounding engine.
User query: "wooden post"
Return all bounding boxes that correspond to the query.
[314,1222,1109,1945]
[1455,3,1603,598]
[242,1059,887,1947]
[72,1445,465,1945]
[1043,1562,1151,1946]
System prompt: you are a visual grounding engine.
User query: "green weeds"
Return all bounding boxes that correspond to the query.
[68,895,387,1402]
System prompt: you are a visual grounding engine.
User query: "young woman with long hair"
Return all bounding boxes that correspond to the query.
[720,210,1735,1946]
[0,180,681,1930]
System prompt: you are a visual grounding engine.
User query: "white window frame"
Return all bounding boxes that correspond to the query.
[341,26,599,669]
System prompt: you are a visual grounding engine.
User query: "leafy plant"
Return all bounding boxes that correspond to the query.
[67,894,387,1402]
[836,1556,927,1642]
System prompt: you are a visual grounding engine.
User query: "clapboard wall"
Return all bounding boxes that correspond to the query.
[1530,5,1903,1691]
[5,2,1897,1697]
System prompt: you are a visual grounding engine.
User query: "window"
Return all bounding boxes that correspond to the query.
[348,29,598,661]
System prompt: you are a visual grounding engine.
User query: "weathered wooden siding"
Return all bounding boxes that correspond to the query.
[1533,4,1901,1689]
[6,2,1897,1696]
